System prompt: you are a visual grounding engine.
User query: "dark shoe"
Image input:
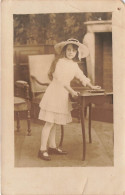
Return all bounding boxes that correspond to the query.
[48,147,67,155]
[38,150,51,161]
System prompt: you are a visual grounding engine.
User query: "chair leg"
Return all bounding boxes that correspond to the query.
[59,125,64,148]
[33,104,37,119]
[16,111,20,132]
[31,103,35,119]
[88,104,92,143]
[27,110,31,136]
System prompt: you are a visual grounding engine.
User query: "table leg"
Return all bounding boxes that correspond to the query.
[80,101,86,161]
[27,110,31,136]
[89,104,92,143]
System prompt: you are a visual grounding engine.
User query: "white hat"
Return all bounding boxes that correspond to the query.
[54,38,89,60]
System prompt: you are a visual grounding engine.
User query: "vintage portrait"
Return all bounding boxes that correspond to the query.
[14,12,114,167]
[2,0,125,194]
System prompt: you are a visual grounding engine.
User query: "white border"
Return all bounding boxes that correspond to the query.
[1,0,125,194]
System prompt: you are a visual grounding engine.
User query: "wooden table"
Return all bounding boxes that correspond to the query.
[75,89,113,161]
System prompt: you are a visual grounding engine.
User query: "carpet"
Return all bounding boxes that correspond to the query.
[14,119,114,167]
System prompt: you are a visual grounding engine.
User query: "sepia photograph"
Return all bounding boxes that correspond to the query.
[2,0,125,194]
[14,12,114,167]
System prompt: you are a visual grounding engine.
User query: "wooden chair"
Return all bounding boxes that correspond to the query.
[28,54,64,147]
[14,80,31,136]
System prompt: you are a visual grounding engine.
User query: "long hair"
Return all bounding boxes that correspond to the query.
[48,44,79,81]
[48,55,60,81]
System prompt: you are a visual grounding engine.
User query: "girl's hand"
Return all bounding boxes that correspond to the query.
[87,82,101,90]
[91,85,101,90]
[71,90,79,98]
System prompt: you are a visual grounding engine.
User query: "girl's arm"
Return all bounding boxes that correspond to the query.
[64,85,79,97]
[53,74,79,96]
[75,64,101,90]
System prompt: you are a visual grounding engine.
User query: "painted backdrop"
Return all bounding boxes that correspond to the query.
[14,12,111,46]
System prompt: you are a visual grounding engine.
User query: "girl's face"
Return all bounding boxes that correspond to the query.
[65,44,77,60]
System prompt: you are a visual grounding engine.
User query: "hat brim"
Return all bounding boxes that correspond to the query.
[54,40,89,58]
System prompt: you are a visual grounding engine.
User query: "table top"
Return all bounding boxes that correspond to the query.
[73,87,113,97]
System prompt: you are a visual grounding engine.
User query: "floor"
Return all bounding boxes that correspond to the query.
[14,118,114,167]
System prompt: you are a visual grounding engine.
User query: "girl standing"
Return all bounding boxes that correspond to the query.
[38,38,101,161]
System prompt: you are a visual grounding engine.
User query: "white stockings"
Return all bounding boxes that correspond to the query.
[40,122,57,151]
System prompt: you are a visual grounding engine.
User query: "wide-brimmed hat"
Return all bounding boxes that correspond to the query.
[54,38,89,60]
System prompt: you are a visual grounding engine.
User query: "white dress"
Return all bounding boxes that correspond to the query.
[38,57,90,125]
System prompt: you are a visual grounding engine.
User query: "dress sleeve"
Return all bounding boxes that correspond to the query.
[75,63,90,86]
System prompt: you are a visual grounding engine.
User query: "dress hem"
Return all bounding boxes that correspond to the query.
[38,109,72,125]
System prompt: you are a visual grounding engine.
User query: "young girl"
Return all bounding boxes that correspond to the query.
[38,38,101,161]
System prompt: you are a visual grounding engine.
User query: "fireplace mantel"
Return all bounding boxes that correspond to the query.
[84,20,112,33]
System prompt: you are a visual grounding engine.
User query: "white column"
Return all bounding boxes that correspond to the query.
[83,32,95,83]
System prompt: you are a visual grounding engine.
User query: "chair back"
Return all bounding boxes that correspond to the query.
[28,54,55,96]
